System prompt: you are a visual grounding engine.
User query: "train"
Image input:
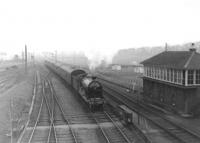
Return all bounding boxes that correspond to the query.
[45,60,104,111]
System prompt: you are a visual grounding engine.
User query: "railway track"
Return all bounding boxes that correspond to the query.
[48,78,79,143]
[93,111,131,143]
[20,76,79,143]
[0,77,10,83]
[0,78,10,88]
[0,74,17,88]
[19,66,147,143]
[42,79,57,143]
[27,97,50,143]
[101,79,200,143]
[49,74,134,143]
[19,78,54,143]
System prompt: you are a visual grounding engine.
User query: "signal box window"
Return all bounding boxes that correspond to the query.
[196,70,200,84]
[188,70,194,85]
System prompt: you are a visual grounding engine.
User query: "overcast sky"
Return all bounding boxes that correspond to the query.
[0,0,200,60]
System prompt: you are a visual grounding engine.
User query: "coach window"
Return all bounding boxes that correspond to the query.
[188,70,194,85]
[196,70,200,84]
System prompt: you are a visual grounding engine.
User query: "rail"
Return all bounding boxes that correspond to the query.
[43,79,58,143]
[48,79,78,143]
[27,98,44,143]
[104,111,131,143]
[103,83,200,143]
[83,97,131,143]
[99,78,151,143]
[17,71,37,143]
[92,115,111,143]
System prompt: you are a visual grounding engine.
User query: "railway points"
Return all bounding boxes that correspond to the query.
[17,63,141,143]
[50,73,134,143]
[101,78,200,143]
[6,59,200,143]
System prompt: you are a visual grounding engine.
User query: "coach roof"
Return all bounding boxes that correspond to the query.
[61,65,86,76]
[141,49,200,69]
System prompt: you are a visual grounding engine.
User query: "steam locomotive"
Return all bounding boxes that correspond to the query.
[45,61,104,111]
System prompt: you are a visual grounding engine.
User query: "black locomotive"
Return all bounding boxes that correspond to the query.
[45,61,104,111]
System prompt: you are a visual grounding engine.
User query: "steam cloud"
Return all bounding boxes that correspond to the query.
[84,51,113,71]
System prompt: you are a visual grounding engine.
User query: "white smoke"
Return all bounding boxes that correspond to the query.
[84,50,115,71]
[54,49,117,71]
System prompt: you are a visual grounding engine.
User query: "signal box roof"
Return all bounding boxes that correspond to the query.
[141,50,200,69]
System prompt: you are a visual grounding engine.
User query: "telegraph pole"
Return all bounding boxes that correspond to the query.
[165,43,168,51]
[25,45,27,73]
